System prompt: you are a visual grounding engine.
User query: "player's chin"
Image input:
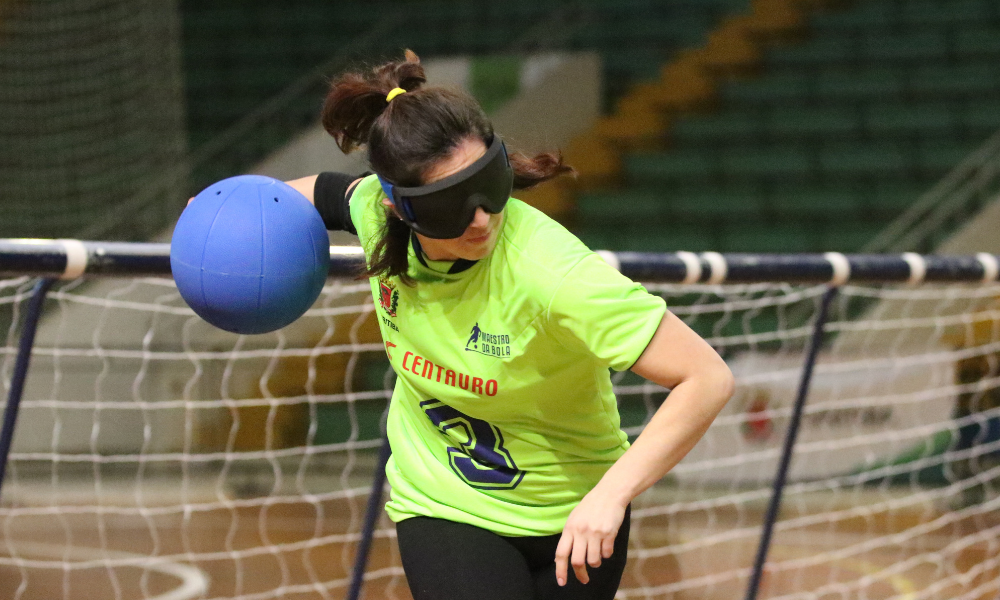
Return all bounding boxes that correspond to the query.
[458,233,496,259]
[458,246,492,261]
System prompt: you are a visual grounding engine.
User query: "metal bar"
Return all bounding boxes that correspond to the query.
[0,278,56,500]
[346,434,393,600]
[3,241,1000,284]
[743,286,839,600]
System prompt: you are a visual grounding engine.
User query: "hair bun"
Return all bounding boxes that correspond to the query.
[321,50,427,154]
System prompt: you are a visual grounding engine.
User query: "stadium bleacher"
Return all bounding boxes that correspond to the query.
[180,0,747,190]
[181,0,1000,253]
[574,0,1000,252]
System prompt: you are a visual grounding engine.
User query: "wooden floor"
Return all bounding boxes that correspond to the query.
[2,492,998,600]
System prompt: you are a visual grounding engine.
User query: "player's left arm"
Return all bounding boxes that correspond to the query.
[555,310,735,586]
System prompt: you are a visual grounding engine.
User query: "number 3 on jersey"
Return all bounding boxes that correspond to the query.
[419,399,525,490]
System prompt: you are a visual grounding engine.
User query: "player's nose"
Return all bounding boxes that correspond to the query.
[469,206,491,230]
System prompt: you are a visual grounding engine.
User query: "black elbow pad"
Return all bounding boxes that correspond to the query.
[314,172,360,234]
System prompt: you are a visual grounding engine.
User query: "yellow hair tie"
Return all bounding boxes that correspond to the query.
[386,87,406,102]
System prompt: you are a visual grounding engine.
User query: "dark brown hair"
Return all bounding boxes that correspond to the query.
[322,50,573,284]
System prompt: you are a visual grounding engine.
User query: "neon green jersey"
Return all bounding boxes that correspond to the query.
[350,175,666,536]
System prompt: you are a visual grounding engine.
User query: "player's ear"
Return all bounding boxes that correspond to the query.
[382,197,403,219]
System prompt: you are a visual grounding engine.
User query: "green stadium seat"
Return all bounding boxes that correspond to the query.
[963,103,1000,131]
[717,0,753,11]
[768,188,860,217]
[661,16,717,46]
[767,37,856,67]
[577,21,629,45]
[813,0,992,29]
[722,73,812,104]
[861,30,949,62]
[450,29,512,52]
[865,103,959,136]
[917,143,976,174]
[671,112,767,143]
[864,181,925,213]
[820,221,889,252]
[296,32,359,55]
[297,3,375,26]
[576,191,670,221]
[398,29,457,53]
[721,222,814,253]
[181,0,999,258]
[770,106,858,137]
[645,228,720,253]
[668,191,765,217]
[955,27,1000,57]
[811,3,896,30]
[684,0,747,12]
[815,68,904,101]
[819,143,910,176]
[576,225,718,253]
[721,148,812,178]
[660,17,717,45]
[900,0,993,26]
[602,49,669,81]
[908,62,1000,97]
[495,3,556,20]
[626,151,717,180]
[579,15,709,46]
[578,189,763,220]
[583,0,746,16]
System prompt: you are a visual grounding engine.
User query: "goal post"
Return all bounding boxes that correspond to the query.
[2,240,999,600]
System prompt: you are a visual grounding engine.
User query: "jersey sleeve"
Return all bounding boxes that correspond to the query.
[545,253,667,371]
[347,175,389,251]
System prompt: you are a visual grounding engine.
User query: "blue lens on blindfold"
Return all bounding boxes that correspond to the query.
[378,136,514,239]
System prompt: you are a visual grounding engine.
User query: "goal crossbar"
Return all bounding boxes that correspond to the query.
[2,239,999,284]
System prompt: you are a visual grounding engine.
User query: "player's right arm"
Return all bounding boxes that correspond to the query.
[285,175,320,202]
[288,173,363,206]
[189,173,362,235]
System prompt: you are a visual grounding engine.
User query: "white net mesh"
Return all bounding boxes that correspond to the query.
[1,275,999,600]
[0,0,187,241]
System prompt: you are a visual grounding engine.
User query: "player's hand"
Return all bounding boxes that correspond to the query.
[554,489,627,586]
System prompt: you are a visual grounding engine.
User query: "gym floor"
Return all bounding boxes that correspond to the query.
[2,476,997,600]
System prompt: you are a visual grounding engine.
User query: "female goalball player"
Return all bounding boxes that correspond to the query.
[288,50,734,600]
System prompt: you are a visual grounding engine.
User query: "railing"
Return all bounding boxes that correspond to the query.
[863,127,1000,253]
[3,240,999,284]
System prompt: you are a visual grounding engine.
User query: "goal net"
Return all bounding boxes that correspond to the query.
[1,266,999,600]
[0,0,187,242]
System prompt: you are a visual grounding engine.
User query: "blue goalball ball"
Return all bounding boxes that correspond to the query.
[170,175,330,335]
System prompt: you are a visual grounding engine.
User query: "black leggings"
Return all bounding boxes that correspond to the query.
[396,507,630,600]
